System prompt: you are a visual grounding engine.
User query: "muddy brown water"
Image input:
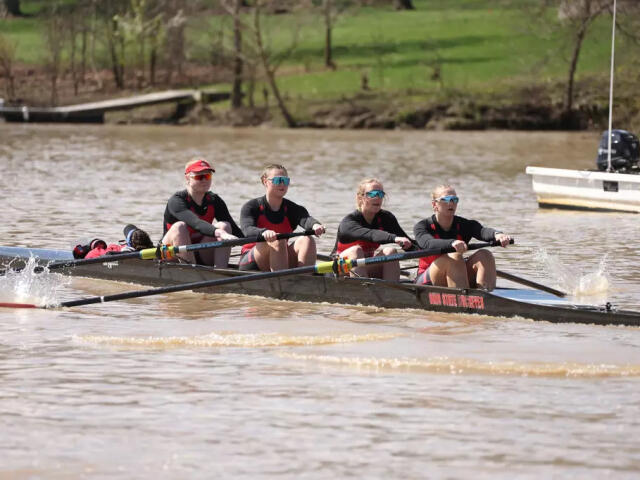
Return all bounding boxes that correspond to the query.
[1,124,639,478]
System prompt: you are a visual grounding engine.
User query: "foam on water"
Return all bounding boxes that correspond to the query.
[534,248,610,300]
[279,352,640,378]
[0,257,69,306]
[74,331,401,348]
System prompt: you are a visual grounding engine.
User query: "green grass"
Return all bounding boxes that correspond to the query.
[1,0,636,103]
[196,0,628,102]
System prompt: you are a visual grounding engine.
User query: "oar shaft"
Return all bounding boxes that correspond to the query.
[59,263,320,308]
[496,270,566,298]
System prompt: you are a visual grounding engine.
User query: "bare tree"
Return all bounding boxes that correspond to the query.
[44,10,66,105]
[250,0,299,127]
[0,33,16,99]
[164,2,187,84]
[394,0,414,10]
[316,0,355,70]
[221,0,245,108]
[558,0,611,116]
[2,0,21,16]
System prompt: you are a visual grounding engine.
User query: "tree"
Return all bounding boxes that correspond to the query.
[222,0,245,108]
[558,0,610,118]
[250,0,299,127]
[394,0,414,10]
[314,0,354,70]
[43,8,66,105]
[0,33,16,99]
[2,0,21,16]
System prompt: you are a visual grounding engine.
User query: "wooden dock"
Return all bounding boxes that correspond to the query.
[0,89,229,123]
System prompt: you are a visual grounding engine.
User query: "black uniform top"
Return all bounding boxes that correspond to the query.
[413,214,498,249]
[240,196,320,237]
[335,209,410,249]
[163,189,243,237]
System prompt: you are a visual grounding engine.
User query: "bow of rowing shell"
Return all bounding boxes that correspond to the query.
[1,246,639,327]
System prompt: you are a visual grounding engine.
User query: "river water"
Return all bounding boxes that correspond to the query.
[1,124,639,479]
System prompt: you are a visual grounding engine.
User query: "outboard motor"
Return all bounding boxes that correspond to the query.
[596,129,640,172]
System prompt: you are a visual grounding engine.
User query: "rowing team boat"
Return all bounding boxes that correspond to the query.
[1,245,639,327]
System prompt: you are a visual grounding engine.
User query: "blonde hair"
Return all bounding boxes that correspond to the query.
[260,164,288,184]
[431,184,455,201]
[355,177,384,211]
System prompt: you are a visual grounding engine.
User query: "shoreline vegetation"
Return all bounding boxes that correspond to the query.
[1,0,639,131]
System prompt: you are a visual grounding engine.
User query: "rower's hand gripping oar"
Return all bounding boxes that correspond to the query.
[0,241,507,309]
[8,230,316,274]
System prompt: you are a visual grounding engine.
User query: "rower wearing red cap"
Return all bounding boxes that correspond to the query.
[162,157,243,267]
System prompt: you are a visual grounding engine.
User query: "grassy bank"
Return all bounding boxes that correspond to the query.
[2,0,639,130]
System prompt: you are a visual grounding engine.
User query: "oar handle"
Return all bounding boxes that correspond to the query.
[356,239,512,267]
[176,229,315,254]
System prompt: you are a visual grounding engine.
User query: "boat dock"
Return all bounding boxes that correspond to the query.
[0,89,229,123]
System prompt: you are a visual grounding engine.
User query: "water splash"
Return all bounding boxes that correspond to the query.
[0,256,68,306]
[74,331,401,348]
[279,352,640,378]
[533,248,610,299]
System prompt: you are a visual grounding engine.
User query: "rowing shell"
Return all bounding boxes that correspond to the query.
[1,246,639,327]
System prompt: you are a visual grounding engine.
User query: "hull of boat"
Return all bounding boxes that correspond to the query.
[2,246,640,327]
[525,166,640,213]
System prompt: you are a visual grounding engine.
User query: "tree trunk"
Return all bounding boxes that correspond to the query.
[394,0,414,10]
[4,0,21,16]
[565,21,588,117]
[253,5,297,127]
[323,0,336,69]
[324,24,335,69]
[231,0,243,109]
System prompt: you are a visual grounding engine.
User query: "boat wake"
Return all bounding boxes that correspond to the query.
[73,331,401,348]
[279,352,640,378]
[0,256,68,306]
[534,249,610,300]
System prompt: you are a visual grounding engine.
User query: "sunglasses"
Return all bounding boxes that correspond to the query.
[436,195,459,204]
[189,172,212,181]
[268,176,290,186]
[365,190,385,199]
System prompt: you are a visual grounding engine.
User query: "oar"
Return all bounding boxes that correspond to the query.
[496,270,566,298]
[4,230,315,274]
[1,241,506,309]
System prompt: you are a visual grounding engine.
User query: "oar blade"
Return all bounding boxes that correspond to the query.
[0,302,40,309]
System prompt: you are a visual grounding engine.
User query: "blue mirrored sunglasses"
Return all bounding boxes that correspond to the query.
[269,176,290,186]
[365,190,385,199]
[436,195,459,204]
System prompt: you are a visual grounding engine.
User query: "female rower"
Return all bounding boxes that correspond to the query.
[413,184,511,291]
[334,178,413,281]
[239,164,325,271]
[162,157,243,267]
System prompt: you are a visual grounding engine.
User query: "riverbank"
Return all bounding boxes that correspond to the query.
[2,62,638,131]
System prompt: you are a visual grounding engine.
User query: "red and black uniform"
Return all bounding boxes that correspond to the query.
[238,196,320,270]
[333,209,410,257]
[413,214,498,284]
[163,189,243,242]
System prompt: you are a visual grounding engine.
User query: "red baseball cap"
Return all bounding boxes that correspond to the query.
[185,158,215,174]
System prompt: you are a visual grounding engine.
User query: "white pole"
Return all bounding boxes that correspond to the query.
[606,0,617,172]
